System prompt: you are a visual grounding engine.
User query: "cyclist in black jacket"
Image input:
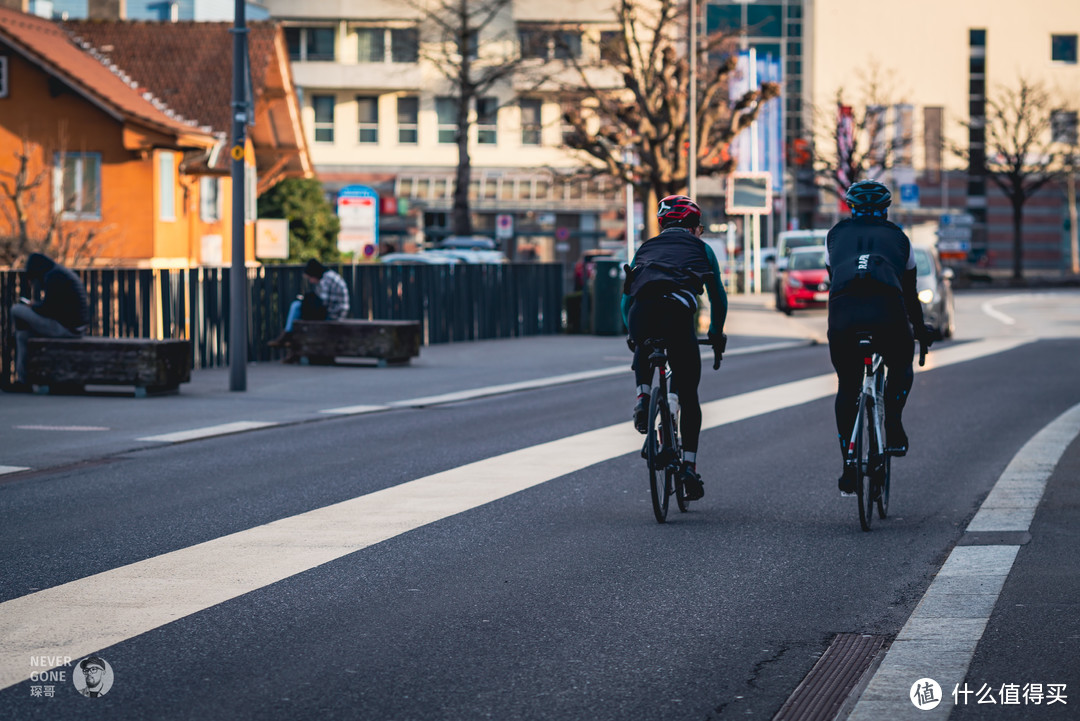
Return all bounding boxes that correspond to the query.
[621,195,727,501]
[826,180,934,494]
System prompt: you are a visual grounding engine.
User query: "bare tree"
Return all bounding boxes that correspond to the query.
[559,0,779,238]
[0,136,107,268]
[955,78,1066,279]
[413,0,525,238]
[812,65,912,202]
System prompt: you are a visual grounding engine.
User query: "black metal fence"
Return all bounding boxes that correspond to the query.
[1,263,565,384]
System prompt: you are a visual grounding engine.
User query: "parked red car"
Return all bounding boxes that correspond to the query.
[777,246,830,314]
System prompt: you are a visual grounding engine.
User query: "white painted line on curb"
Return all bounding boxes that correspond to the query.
[0,466,30,476]
[0,335,1031,691]
[847,401,1080,721]
[137,421,278,443]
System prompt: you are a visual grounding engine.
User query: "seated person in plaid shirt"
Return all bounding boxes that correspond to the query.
[269,259,350,357]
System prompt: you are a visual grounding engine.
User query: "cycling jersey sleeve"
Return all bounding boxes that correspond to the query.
[620,253,635,328]
[901,267,926,330]
[702,242,727,334]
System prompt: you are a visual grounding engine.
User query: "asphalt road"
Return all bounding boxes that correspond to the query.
[0,290,1078,720]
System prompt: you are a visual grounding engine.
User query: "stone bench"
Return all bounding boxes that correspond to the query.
[290,320,421,366]
[27,337,192,396]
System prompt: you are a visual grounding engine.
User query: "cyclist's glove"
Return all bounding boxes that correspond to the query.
[708,331,727,370]
[916,323,938,349]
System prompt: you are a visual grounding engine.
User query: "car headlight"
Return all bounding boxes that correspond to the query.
[787,275,801,288]
[918,289,934,303]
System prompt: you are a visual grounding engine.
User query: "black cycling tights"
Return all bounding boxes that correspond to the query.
[828,296,915,455]
[628,296,703,454]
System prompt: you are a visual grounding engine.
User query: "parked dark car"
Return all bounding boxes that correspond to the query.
[913,245,955,338]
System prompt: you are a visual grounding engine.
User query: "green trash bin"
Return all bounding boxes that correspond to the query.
[590,258,626,336]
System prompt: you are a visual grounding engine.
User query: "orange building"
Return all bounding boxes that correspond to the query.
[0,8,310,268]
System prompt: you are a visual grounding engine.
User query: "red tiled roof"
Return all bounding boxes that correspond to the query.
[0,6,213,142]
[62,20,279,143]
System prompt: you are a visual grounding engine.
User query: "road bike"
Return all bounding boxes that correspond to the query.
[640,336,723,523]
[844,332,929,531]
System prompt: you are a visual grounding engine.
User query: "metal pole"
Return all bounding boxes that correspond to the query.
[625,182,635,260]
[229,0,249,391]
[1069,167,1079,275]
[748,47,760,294]
[688,0,697,199]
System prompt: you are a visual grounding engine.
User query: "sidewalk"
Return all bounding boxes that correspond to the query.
[0,299,820,473]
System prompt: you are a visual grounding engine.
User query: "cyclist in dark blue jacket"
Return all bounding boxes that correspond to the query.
[621,195,727,500]
[826,180,934,494]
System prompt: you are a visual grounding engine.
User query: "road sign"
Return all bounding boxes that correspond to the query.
[937,212,973,255]
[337,185,379,259]
[899,183,920,209]
[255,219,289,259]
[555,227,570,241]
[495,213,514,240]
[726,172,773,215]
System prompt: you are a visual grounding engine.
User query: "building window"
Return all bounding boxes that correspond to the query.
[1052,34,1078,64]
[477,97,497,144]
[159,151,175,221]
[746,5,782,37]
[200,176,220,221]
[436,97,458,144]
[708,4,742,33]
[518,27,582,60]
[312,95,335,143]
[357,28,386,62]
[357,96,379,143]
[397,96,418,144]
[599,31,622,63]
[969,29,986,47]
[285,27,336,61]
[53,152,101,219]
[520,99,542,146]
[1052,110,1078,145]
[391,28,419,62]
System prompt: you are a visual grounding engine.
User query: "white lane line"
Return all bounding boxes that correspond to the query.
[847,401,1080,720]
[980,301,1016,326]
[0,336,1030,691]
[319,404,390,416]
[0,466,30,476]
[15,425,110,431]
[137,421,278,443]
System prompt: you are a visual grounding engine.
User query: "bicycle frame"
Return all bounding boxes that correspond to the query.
[846,348,886,466]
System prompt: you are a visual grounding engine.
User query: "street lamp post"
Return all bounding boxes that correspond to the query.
[688,0,697,200]
[229,0,249,391]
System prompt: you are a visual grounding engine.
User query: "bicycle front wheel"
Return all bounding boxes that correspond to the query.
[647,389,670,523]
[876,454,891,518]
[856,397,873,532]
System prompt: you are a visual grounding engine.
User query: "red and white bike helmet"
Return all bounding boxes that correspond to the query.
[656,195,702,229]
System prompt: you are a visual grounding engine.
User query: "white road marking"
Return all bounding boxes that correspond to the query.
[847,401,1080,720]
[0,466,30,476]
[137,421,278,443]
[319,404,390,416]
[0,336,1031,691]
[980,297,1018,326]
[15,425,109,431]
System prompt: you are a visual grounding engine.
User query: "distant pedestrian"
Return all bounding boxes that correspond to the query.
[268,259,350,360]
[5,253,89,393]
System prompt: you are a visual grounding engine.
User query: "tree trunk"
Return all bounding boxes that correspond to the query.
[643,185,660,240]
[1011,197,1024,280]
[452,110,472,236]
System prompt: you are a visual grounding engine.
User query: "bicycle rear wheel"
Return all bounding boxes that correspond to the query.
[647,390,670,523]
[856,398,873,531]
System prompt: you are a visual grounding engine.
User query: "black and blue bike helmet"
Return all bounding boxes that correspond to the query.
[844,180,892,213]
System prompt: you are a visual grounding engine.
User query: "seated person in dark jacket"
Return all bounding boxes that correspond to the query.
[7,253,90,391]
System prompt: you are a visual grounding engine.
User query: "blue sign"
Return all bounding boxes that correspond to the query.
[899,183,920,209]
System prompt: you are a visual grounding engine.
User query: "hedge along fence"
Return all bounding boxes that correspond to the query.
[1,262,565,384]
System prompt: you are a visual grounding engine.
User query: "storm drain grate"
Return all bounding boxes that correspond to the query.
[772,633,886,721]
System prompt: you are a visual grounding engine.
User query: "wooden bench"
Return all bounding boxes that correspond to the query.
[291,320,421,366]
[27,337,192,396]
